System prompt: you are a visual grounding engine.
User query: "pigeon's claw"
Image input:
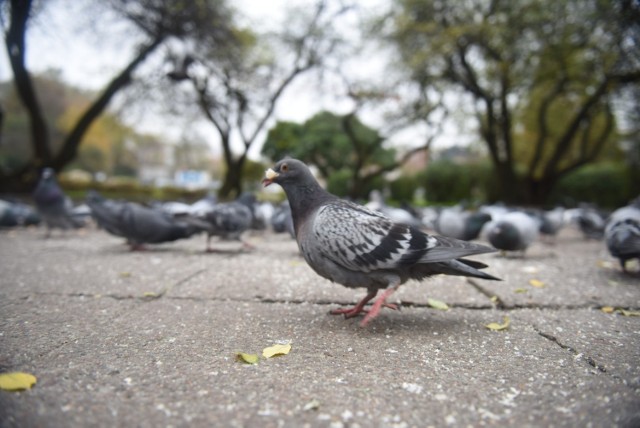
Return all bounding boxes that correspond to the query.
[330,290,378,319]
[360,287,398,327]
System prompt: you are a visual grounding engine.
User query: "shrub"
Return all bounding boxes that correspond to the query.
[549,163,635,208]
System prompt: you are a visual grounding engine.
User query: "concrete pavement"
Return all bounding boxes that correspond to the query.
[1,226,639,427]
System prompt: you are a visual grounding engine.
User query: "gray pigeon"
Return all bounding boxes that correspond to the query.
[263,159,499,326]
[33,168,83,236]
[86,191,129,239]
[485,211,539,254]
[605,198,640,272]
[87,195,207,250]
[199,194,254,251]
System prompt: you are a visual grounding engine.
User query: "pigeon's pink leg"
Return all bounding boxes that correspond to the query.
[360,287,399,327]
[330,290,378,318]
[331,290,399,319]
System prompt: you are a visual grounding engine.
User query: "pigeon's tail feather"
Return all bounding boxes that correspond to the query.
[429,258,501,281]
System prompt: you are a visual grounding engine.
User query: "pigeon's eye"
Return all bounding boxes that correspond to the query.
[281,163,289,172]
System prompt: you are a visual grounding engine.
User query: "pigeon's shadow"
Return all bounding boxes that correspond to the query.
[315,308,469,337]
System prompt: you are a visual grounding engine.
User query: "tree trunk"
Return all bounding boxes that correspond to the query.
[3,0,51,190]
[0,36,164,193]
[51,37,164,171]
[218,155,247,200]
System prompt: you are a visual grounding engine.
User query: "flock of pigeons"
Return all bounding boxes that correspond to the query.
[1,162,638,324]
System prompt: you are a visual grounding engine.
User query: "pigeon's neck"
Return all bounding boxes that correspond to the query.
[283,181,333,229]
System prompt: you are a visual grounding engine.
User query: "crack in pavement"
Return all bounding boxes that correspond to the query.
[23,290,639,314]
[533,326,607,373]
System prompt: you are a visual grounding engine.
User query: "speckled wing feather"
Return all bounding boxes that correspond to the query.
[312,200,493,273]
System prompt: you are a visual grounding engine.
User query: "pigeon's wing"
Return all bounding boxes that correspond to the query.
[312,201,494,273]
[119,203,175,243]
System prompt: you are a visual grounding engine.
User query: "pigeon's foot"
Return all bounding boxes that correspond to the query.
[330,290,400,321]
[330,290,378,319]
[241,241,256,251]
[129,243,147,251]
[361,287,398,327]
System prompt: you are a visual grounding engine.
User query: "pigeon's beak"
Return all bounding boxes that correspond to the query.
[262,168,279,187]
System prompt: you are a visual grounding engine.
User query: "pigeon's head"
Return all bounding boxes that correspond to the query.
[262,159,311,188]
[41,168,55,180]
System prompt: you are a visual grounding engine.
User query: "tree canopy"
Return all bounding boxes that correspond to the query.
[381,0,640,204]
[263,111,397,199]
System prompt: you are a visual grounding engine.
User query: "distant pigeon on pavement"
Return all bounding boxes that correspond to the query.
[485,211,540,254]
[87,193,208,250]
[198,194,254,251]
[33,168,83,236]
[605,198,640,273]
[86,191,130,239]
[366,190,424,229]
[0,199,40,227]
[263,159,499,326]
[435,206,492,241]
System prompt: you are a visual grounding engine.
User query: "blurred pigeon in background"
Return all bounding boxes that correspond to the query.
[263,159,499,327]
[566,205,606,240]
[0,199,40,227]
[199,193,254,251]
[605,198,640,273]
[271,201,295,238]
[33,168,84,236]
[435,206,492,241]
[485,211,540,254]
[87,191,208,250]
[366,190,424,228]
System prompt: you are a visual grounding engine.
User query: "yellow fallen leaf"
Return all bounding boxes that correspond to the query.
[303,399,321,411]
[262,343,291,358]
[236,352,259,364]
[601,306,616,314]
[427,298,449,311]
[514,288,528,294]
[490,296,499,303]
[618,309,640,317]
[142,291,159,298]
[597,260,614,269]
[529,279,545,288]
[119,272,132,278]
[485,316,510,331]
[0,372,37,391]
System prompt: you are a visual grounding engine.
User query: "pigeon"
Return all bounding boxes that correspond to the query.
[87,193,208,250]
[435,206,492,241]
[0,199,40,227]
[33,168,83,236]
[605,198,640,272]
[198,194,254,251]
[263,159,499,326]
[366,190,424,228]
[86,191,130,239]
[536,207,565,242]
[271,201,295,238]
[485,211,540,254]
[576,206,606,240]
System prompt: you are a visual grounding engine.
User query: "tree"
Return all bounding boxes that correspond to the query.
[381,0,640,204]
[165,1,349,199]
[263,110,400,199]
[0,0,238,191]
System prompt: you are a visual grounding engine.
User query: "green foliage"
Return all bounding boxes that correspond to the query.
[262,111,396,199]
[59,177,206,203]
[549,163,636,208]
[389,174,419,203]
[381,0,638,204]
[416,160,493,204]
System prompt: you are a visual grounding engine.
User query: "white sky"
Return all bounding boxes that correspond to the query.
[0,0,466,160]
